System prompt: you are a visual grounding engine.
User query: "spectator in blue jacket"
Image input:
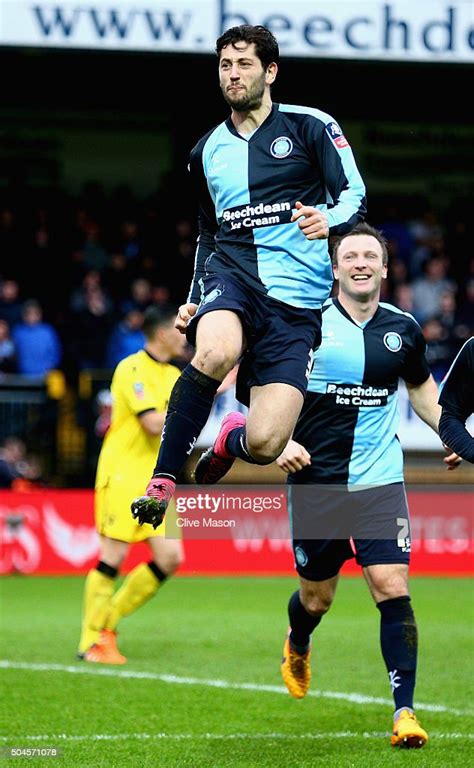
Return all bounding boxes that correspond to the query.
[105,308,145,369]
[12,300,62,377]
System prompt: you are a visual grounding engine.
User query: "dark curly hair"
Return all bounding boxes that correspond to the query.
[216,25,279,69]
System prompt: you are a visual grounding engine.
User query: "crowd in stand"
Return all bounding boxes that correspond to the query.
[0,185,472,385]
[0,435,42,489]
[374,200,473,379]
[0,182,195,381]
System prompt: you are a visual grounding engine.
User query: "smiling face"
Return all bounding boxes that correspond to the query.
[218,42,276,112]
[333,234,387,303]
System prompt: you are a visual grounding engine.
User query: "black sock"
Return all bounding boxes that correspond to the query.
[96,560,118,579]
[154,364,220,478]
[225,426,261,464]
[377,596,418,711]
[288,590,322,650]
[147,561,168,583]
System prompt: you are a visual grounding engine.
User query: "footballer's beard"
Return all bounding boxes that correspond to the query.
[222,73,266,112]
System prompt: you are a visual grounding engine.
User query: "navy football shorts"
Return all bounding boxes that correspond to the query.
[186,272,322,407]
[288,481,411,581]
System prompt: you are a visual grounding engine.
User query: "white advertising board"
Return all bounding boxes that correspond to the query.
[1,0,472,63]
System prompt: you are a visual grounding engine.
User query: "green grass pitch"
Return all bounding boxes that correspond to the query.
[0,575,473,767]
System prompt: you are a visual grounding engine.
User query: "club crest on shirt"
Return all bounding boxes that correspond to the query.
[383,332,403,352]
[133,382,145,399]
[270,136,293,159]
[326,122,349,149]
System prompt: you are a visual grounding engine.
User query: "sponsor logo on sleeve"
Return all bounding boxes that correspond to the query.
[133,382,145,399]
[326,121,349,149]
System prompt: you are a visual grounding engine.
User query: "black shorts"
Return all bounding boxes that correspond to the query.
[288,481,411,581]
[186,273,322,407]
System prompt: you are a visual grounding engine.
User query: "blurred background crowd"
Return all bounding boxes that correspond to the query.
[0,183,472,385]
[1,182,472,488]
[0,178,195,381]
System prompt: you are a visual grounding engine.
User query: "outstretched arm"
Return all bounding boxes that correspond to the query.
[406,375,461,470]
[439,409,474,463]
[438,339,474,463]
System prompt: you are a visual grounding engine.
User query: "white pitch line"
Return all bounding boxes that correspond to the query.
[1,732,473,743]
[0,660,471,718]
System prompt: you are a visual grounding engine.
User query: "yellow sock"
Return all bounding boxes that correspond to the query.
[78,568,116,653]
[104,563,161,631]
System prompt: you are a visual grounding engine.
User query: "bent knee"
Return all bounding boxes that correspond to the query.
[100,544,128,570]
[172,549,185,571]
[374,583,409,602]
[247,432,288,464]
[158,549,184,575]
[301,592,333,617]
[160,552,184,576]
[193,344,237,378]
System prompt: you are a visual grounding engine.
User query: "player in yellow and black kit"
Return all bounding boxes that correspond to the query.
[77,305,186,663]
